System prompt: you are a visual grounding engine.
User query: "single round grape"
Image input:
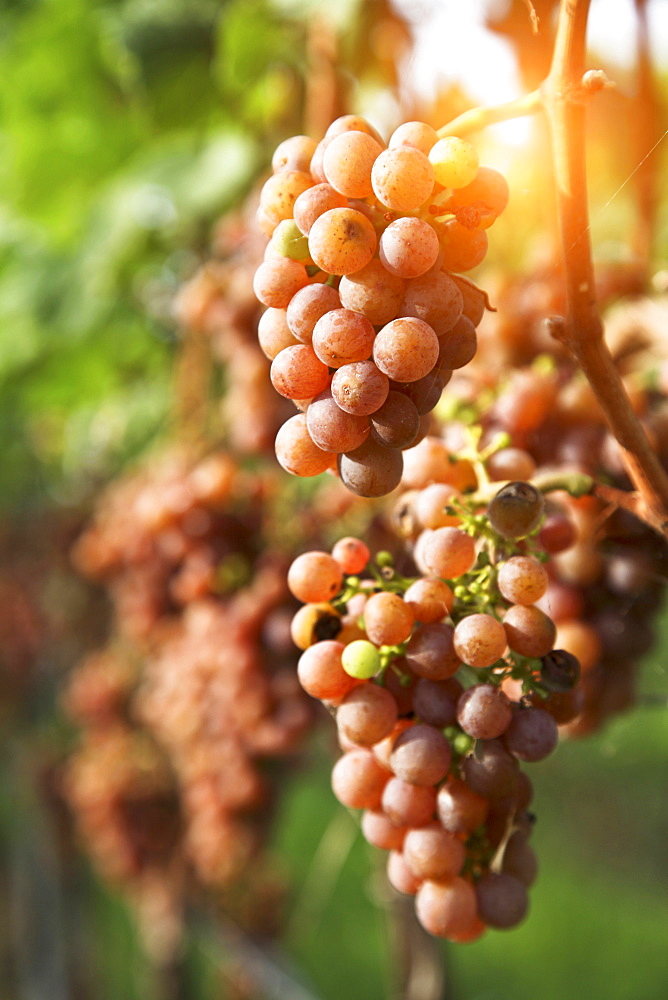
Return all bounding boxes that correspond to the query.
[404,577,454,624]
[389,724,452,786]
[401,271,463,336]
[373,318,440,383]
[253,257,310,308]
[381,777,437,827]
[497,556,548,606]
[288,550,343,603]
[404,824,465,880]
[323,129,384,198]
[457,684,512,740]
[475,872,528,930]
[413,482,460,530]
[428,136,479,188]
[371,391,421,450]
[271,134,318,173]
[379,217,440,278]
[270,344,330,400]
[503,706,558,762]
[341,639,381,680]
[269,218,311,260]
[488,481,545,538]
[312,308,376,368]
[439,220,488,271]
[413,677,462,727]
[362,810,408,851]
[453,614,507,669]
[436,777,488,834]
[389,121,438,155]
[258,308,299,359]
[275,414,334,477]
[487,447,537,483]
[338,437,403,498]
[420,526,476,579]
[371,146,435,212]
[331,360,390,416]
[415,877,478,939]
[387,850,422,896]
[297,640,357,702]
[338,259,405,326]
[331,536,370,575]
[331,749,389,809]
[308,207,377,275]
[337,683,399,746]
[363,591,415,646]
[286,283,341,344]
[460,739,519,799]
[503,604,556,658]
[404,622,461,680]
[540,648,581,692]
[306,389,370,453]
[260,169,313,224]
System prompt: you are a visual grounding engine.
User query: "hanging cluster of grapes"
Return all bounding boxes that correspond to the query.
[248,109,668,946]
[254,115,507,497]
[286,479,579,941]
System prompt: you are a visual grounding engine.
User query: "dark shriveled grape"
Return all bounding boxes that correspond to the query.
[540,648,581,692]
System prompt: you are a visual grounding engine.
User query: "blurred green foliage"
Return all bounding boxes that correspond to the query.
[0,0,315,510]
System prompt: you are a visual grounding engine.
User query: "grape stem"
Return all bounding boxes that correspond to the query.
[440,0,668,538]
[436,89,542,138]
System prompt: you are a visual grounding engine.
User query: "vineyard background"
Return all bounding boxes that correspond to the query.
[1,1,668,998]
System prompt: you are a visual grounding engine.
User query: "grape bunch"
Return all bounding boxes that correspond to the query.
[286,482,576,941]
[65,446,320,949]
[253,116,508,497]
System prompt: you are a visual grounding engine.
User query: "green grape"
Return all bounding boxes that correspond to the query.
[341,639,382,679]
